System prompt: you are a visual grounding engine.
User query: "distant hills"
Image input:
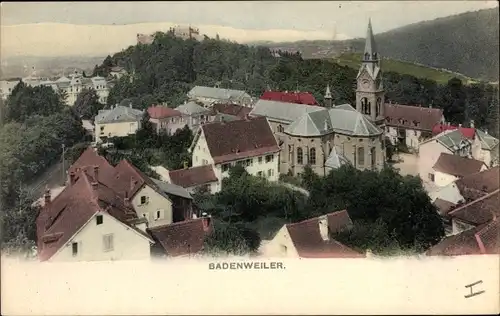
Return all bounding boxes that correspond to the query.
[259,8,499,82]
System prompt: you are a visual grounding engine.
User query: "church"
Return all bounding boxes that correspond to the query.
[249,20,386,177]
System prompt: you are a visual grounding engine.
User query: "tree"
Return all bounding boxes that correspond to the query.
[73,88,104,120]
[300,164,321,191]
[203,220,261,256]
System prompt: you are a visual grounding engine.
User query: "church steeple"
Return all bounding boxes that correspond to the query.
[324,84,333,107]
[363,18,378,63]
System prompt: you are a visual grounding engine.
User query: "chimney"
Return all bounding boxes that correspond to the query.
[202,214,212,232]
[69,171,76,185]
[130,176,137,192]
[470,120,475,128]
[93,165,99,181]
[91,181,98,190]
[124,191,129,202]
[318,216,329,241]
[44,188,51,206]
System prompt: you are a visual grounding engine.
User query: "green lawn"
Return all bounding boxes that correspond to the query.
[333,53,472,85]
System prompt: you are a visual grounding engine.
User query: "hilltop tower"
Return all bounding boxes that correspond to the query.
[355,19,385,125]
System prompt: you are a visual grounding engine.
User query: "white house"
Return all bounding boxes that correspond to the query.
[189,116,280,191]
[475,129,499,167]
[187,85,253,108]
[94,105,144,143]
[36,170,154,262]
[418,129,474,184]
[383,103,444,152]
[260,210,363,259]
[431,153,487,187]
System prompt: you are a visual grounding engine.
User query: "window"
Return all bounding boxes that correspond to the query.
[222,163,230,172]
[267,169,274,177]
[247,159,253,166]
[428,173,435,182]
[100,126,105,134]
[370,147,376,169]
[357,147,365,165]
[257,171,263,177]
[265,155,273,163]
[140,196,147,205]
[103,234,114,252]
[309,148,316,165]
[281,245,288,254]
[142,213,147,218]
[361,97,370,115]
[96,215,103,225]
[258,157,263,164]
[277,125,284,133]
[72,242,78,256]
[195,156,198,162]
[202,159,208,165]
[297,147,303,164]
[376,97,381,117]
[155,210,162,220]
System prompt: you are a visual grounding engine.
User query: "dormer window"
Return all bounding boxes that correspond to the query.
[96,215,103,225]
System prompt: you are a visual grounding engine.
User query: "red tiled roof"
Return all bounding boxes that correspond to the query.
[201,116,280,164]
[211,103,252,119]
[147,218,212,256]
[285,210,363,259]
[67,147,116,183]
[433,198,457,217]
[168,165,218,188]
[455,167,500,201]
[432,153,486,177]
[36,170,139,261]
[147,106,182,119]
[112,159,167,200]
[383,104,443,132]
[426,218,500,256]
[260,91,320,106]
[432,124,476,139]
[448,190,500,226]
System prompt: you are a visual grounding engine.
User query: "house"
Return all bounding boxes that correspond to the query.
[260,210,364,258]
[383,103,444,151]
[475,129,499,167]
[36,168,155,262]
[160,165,219,194]
[418,129,474,184]
[148,216,213,257]
[147,105,185,135]
[109,66,127,79]
[94,105,144,143]
[187,85,253,108]
[431,153,487,187]
[210,103,253,121]
[455,166,500,202]
[111,160,194,228]
[260,91,320,106]
[175,101,212,132]
[189,116,280,189]
[426,218,499,256]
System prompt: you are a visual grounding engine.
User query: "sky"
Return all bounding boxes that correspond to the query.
[1,1,498,58]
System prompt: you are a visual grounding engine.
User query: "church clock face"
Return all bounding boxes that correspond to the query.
[362,79,370,89]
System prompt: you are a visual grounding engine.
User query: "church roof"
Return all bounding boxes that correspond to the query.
[325,146,351,169]
[364,18,377,58]
[250,99,324,124]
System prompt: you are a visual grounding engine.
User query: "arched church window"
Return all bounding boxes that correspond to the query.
[309,148,316,165]
[297,147,303,164]
[376,97,381,117]
[364,53,370,60]
[372,53,378,59]
[361,98,369,114]
[357,147,365,166]
[277,125,284,133]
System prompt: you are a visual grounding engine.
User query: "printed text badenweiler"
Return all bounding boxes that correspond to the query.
[209,261,285,270]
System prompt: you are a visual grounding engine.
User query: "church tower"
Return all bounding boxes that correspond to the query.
[324,84,333,107]
[356,19,385,125]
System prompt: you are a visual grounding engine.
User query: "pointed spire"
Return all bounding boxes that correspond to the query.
[325,84,332,99]
[363,18,378,61]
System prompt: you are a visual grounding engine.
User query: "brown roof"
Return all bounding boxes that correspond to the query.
[211,103,252,119]
[426,218,500,256]
[432,153,486,177]
[147,218,212,256]
[448,190,499,226]
[433,198,457,217]
[36,170,142,261]
[384,103,443,131]
[285,210,363,258]
[147,106,182,119]
[67,147,116,183]
[455,167,500,201]
[201,116,279,164]
[168,165,218,188]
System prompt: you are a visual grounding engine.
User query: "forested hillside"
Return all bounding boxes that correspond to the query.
[263,8,499,81]
[95,29,499,137]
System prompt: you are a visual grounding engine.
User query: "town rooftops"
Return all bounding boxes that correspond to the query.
[476,129,499,150]
[200,116,280,164]
[67,147,116,183]
[432,123,476,139]
[250,99,324,124]
[151,179,192,200]
[147,217,213,257]
[423,129,472,152]
[455,167,500,201]
[168,165,218,188]
[285,210,364,258]
[284,104,382,137]
[448,189,499,226]
[260,91,320,106]
[432,153,486,177]
[383,103,444,132]
[187,86,251,101]
[175,101,209,115]
[433,198,457,217]
[147,106,182,119]
[95,105,143,124]
[426,218,499,256]
[211,103,252,119]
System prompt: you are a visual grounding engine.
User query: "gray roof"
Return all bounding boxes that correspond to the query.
[364,19,377,58]
[175,101,209,115]
[94,106,143,124]
[325,146,351,169]
[284,104,382,137]
[151,179,192,200]
[211,113,240,123]
[476,129,499,150]
[250,99,324,124]
[187,86,251,101]
[435,130,471,152]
